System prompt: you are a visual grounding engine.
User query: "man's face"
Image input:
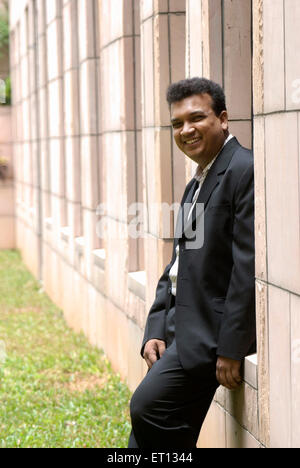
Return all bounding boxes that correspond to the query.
[170,93,229,167]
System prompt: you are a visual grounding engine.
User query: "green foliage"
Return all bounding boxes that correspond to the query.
[0,1,9,58]
[4,75,10,104]
[0,76,11,105]
[0,250,132,448]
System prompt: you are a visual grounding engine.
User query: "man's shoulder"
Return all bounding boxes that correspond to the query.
[229,140,253,174]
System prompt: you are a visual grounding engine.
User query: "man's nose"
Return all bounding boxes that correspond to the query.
[180,122,195,137]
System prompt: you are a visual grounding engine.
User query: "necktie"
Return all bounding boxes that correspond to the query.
[187,180,200,222]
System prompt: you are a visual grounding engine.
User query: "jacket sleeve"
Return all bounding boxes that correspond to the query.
[140,262,172,358]
[216,162,256,360]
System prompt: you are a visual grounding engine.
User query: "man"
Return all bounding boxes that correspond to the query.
[128,77,256,448]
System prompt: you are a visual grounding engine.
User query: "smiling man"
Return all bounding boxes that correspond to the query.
[128,77,256,449]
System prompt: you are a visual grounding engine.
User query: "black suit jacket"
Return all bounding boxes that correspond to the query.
[141,137,256,377]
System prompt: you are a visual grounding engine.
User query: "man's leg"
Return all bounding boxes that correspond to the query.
[128,338,219,449]
[128,428,139,448]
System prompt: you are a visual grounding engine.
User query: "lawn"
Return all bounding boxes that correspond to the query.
[0,250,132,448]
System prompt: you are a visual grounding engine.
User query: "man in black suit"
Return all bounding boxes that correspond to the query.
[128,77,256,448]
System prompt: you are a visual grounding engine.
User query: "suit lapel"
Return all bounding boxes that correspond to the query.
[183,137,241,237]
[174,178,197,249]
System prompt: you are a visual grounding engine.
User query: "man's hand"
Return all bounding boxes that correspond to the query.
[143,339,166,369]
[216,356,242,390]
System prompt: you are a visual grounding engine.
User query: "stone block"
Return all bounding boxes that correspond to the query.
[265,112,300,294]
[228,120,252,150]
[48,79,63,138]
[49,138,65,196]
[198,401,226,448]
[284,0,300,111]
[78,0,96,62]
[102,131,128,222]
[141,17,154,126]
[290,293,300,448]
[65,136,81,202]
[46,0,61,25]
[105,217,128,310]
[223,0,252,120]
[100,42,124,131]
[106,299,129,382]
[153,14,170,127]
[225,382,259,440]
[255,280,270,447]
[38,87,48,140]
[141,0,153,20]
[268,284,291,448]
[225,413,261,448]
[254,116,267,281]
[99,0,127,47]
[64,69,80,136]
[263,0,285,113]
[79,59,98,135]
[128,319,145,392]
[62,0,78,72]
[46,19,62,81]
[186,0,203,77]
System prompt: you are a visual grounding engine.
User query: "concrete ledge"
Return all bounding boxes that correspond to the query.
[60,226,71,243]
[74,236,84,256]
[128,270,146,301]
[45,217,53,231]
[244,354,258,389]
[92,248,106,269]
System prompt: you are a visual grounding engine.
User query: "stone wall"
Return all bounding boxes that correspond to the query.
[0,0,14,249]
[253,0,300,449]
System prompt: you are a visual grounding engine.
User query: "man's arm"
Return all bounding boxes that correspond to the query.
[140,261,172,359]
[217,161,256,361]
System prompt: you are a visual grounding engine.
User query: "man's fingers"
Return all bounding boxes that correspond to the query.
[157,342,166,358]
[232,367,242,385]
[146,350,158,366]
[143,339,166,369]
[216,356,242,390]
[216,366,226,387]
[216,365,241,390]
[225,368,239,390]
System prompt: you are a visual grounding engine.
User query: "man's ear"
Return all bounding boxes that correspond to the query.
[219,110,229,131]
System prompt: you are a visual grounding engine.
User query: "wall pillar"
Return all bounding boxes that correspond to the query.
[140,0,186,313]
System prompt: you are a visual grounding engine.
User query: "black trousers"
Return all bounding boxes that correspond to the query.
[128,295,219,449]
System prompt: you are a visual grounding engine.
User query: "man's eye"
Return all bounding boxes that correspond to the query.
[172,123,182,129]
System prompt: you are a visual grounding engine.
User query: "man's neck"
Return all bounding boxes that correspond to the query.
[197,133,233,174]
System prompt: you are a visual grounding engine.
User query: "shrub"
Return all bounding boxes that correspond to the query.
[0,0,9,59]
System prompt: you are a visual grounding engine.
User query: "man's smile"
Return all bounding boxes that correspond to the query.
[183,137,202,147]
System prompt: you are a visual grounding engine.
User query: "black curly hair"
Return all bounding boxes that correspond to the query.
[166,77,227,117]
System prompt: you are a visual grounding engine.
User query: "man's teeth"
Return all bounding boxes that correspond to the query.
[185,138,201,144]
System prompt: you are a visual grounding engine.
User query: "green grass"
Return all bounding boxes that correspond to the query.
[0,250,132,448]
